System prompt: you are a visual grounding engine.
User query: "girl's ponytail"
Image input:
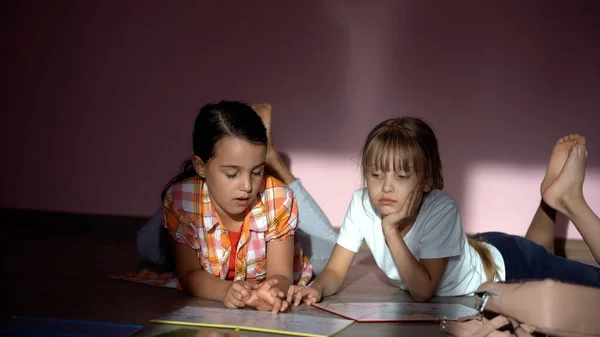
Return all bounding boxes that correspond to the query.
[467,237,499,281]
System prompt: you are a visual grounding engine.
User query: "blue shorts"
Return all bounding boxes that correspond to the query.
[475,232,600,287]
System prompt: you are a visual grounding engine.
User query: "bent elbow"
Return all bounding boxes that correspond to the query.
[410,290,435,302]
[179,269,204,297]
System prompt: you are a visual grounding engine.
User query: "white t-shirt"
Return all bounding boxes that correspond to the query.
[336,188,506,296]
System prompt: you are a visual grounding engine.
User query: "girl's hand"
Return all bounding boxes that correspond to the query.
[286,284,323,307]
[244,279,288,314]
[222,280,252,309]
[382,185,423,233]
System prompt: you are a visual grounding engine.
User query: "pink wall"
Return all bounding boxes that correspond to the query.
[1,1,599,239]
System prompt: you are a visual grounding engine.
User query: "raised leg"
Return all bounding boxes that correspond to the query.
[251,103,338,270]
[543,143,600,264]
[525,135,586,252]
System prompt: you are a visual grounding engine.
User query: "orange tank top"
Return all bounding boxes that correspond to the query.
[227,230,241,280]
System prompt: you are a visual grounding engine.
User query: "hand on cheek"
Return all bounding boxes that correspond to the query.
[382,184,423,232]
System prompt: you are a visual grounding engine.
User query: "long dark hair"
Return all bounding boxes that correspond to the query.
[159,101,267,270]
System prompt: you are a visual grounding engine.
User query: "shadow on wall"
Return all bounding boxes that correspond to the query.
[278,1,600,240]
[0,0,351,214]
[0,0,598,228]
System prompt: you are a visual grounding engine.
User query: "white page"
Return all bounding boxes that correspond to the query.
[313,302,478,322]
[151,306,354,337]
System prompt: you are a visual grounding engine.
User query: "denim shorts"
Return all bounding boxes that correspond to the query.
[475,232,600,287]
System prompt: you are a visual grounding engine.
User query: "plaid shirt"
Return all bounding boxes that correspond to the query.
[163,175,312,285]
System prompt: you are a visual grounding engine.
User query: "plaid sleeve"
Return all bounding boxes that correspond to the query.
[161,185,201,250]
[264,177,298,242]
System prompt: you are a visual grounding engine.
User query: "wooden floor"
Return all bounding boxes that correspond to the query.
[1,209,596,337]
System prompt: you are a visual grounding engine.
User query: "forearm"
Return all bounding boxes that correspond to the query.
[384,228,436,301]
[180,268,231,301]
[311,269,345,297]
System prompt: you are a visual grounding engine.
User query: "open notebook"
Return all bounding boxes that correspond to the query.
[150,306,354,337]
[312,302,478,322]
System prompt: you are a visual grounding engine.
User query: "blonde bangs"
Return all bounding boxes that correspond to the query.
[363,129,423,176]
[360,116,444,190]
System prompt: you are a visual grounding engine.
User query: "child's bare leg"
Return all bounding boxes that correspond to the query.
[543,144,600,264]
[524,202,557,252]
[252,103,337,268]
[251,103,296,184]
[525,135,586,251]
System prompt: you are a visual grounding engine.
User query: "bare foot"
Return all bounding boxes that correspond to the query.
[540,134,586,196]
[542,144,587,216]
